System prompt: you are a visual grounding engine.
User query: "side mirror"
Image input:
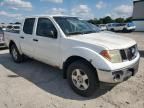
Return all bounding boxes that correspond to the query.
[47,30,57,38]
[43,30,57,38]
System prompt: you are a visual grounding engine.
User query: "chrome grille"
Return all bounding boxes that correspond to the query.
[120,45,137,61]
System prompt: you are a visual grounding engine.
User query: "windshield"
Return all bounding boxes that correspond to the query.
[13,26,20,29]
[54,17,99,36]
[127,22,135,27]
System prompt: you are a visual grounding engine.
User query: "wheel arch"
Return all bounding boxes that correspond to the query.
[9,40,22,55]
[111,28,114,31]
[63,55,97,79]
[9,40,16,53]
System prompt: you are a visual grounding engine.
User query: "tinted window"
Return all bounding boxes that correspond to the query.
[14,26,20,29]
[108,24,111,27]
[127,23,134,27]
[120,23,126,26]
[0,27,3,33]
[36,18,57,38]
[23,18,35,35]
[7,26,13,29]
[115,24,121,26]
[112,24,116,26]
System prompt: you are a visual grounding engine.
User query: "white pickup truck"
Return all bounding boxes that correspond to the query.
[4,15,140,97]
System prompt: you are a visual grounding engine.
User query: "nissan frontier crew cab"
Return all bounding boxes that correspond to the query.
[4,15,140,97]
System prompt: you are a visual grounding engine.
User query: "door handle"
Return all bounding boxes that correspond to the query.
[33,39,38,42]
[20,36,24,39]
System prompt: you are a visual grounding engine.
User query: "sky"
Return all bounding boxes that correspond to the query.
[0,0,134,23]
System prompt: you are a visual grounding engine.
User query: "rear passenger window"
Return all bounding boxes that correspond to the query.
[23,18,35,35]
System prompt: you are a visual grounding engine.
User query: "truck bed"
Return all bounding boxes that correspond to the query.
[4,31,20,48]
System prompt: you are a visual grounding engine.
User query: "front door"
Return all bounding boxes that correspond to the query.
[33,17,60,67]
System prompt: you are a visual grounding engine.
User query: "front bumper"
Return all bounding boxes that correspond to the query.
[127,26,136,31]
[97,58,140,83]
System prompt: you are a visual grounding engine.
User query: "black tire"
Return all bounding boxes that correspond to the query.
[129,30,132,32]
[10,44,24,63]
[67,60,99,97]
[111,28,114,32]
[123,28,128,33]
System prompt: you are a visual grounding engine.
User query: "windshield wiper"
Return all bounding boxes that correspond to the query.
[83,31,96,34]
[67,31,96,36]
[67,32,84,35]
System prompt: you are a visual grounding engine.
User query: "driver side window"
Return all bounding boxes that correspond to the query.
[36,18,57,38]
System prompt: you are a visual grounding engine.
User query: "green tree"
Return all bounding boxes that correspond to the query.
[102,16,114,24]
[125,17,132,23]
[115,18,125,23]
[88,16,132,25]
[98,18,104,24]
[88,18,99,25]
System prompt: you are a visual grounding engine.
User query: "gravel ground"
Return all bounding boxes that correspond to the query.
[0,32,144,108]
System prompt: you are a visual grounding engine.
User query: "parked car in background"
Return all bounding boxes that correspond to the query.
[109,22,136,32]
[126,22,136,32]
[6,24,21,33]
[12,24,21,33]
[0,27,6,48]
[98,24,107,31]
[13,24,20,31]
[106,23,117,31]
[5,15,140,97]
[2,26,7,31]
[6,25,13,31]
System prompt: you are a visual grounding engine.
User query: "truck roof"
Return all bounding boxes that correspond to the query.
[24,15,77,18]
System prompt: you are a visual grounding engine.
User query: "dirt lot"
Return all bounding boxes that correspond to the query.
[0,32,144,108]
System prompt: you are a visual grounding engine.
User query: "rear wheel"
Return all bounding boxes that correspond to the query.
[67,60,99,97]
[10,44,24,63]
[123,28,128,32]
[111,28,114,32]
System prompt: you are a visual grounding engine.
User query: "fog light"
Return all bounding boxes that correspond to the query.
[113,74,121,82]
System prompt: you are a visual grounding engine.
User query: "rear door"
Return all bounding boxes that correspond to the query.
[20,18,35,57]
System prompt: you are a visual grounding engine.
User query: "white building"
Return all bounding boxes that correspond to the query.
[133,0,144,31]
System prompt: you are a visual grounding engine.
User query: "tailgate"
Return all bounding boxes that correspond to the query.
[0,33,4,43]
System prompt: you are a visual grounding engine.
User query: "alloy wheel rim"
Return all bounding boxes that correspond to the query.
[12,48,18,60]
[71,69,89,90]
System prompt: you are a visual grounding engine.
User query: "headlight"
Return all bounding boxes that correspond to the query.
[100,50,122,63]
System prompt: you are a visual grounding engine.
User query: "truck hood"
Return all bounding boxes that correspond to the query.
[69,32,136,50]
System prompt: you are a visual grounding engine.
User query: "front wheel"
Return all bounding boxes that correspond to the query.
[123,28,128,32]
[67,60,99,97]
[111,28,115,32]
[10,44,24,63]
